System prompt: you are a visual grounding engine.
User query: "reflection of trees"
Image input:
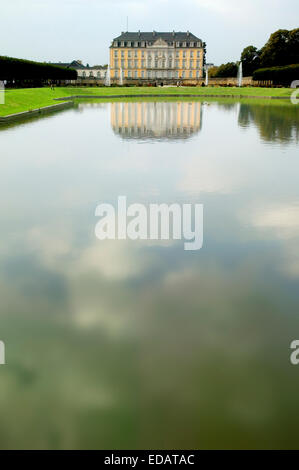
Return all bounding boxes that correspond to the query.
[238,103,299,143]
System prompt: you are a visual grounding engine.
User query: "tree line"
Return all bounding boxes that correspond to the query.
[0,56,77,82]
[209,28,299,80]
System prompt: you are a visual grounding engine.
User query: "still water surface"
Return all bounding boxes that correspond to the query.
[0,100,299,449]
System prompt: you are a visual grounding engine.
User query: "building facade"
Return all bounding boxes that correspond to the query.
[50,60,107,81]
[110,31,205,83]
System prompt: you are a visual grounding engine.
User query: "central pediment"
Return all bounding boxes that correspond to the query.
[150,37,169,48]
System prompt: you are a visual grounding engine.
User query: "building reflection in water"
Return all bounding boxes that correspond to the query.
[110,101,202,140]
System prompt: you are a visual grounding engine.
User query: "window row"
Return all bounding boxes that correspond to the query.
[114,70,203,79]
[113,41,202,48]
[112,60,202,69]
[114,50,201,59]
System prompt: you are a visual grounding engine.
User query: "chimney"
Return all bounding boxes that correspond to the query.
[153,30,156,36]
[138,30,141,36]
[172,30,175,36]
[187,30,190,36]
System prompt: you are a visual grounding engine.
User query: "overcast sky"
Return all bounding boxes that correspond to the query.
[1,0,298,66]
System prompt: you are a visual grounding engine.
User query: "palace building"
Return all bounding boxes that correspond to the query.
[110,31,205,83]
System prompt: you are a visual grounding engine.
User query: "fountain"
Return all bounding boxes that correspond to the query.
[105,66,111,87]
[237,61,243,87]
[119,67,123,86]
[205,67,209,86]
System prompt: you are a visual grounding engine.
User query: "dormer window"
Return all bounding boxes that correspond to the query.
[134,41,138,47]
[121,41,124,47]
[141,41,145,47]
[183,42,186,47]
[176,41,180,47]
[197,41,201,47]
[128,41,131,47]
[113,41,118,47]
[190,42,194,47]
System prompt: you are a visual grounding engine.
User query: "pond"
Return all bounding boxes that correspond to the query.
[0,99,299,449]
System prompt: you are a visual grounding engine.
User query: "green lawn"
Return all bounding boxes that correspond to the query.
[0,86,295,117]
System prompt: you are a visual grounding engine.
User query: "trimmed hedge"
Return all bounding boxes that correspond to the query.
[253,64,299,84]
[0,56,77,80]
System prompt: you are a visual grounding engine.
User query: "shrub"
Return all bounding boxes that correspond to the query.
[253,64,299,85]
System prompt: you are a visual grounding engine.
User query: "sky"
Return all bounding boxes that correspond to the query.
[1,0,298,66]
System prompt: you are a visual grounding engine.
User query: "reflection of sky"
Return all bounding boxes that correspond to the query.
[1,101,299,449]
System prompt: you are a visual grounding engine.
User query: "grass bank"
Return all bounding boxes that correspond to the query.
[0,86,295,117]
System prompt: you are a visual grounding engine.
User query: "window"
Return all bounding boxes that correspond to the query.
[155,61,158,68]
[190,51,194,58]
[176,42,180,47]
[128,70,131,78]
[141,71,144,78]
[196,60,200,68]
[176,51,179,57]
[190,42,194,47]
[175,60,179,68]
[113,41,118,47]
[197,51,200,58]
[141,60,145,68]
[134,50,138,58]
[196,70,200,78]
[175,71,179,78]
[121,59,124,68]
[97,71,101,78]
[128,51,131,58]
[128,60,132,68]
[183,42,186,47]
[121,51,124,58]
[121,41,124,47]
[197,42,201,47]
[82,71,86,77]
[134,70,138,78]
[141,51,145,58]
[190,61,193,69]
[128,41,131,47]
[183,51,186,58]
[182,71,185,78]
[134,41,138,47]
[169,60,172,68]
[182,60,186,68]
[114,50,118,58]
[115,70,118,78]
[148,70,151,78]
[141,41,145,47]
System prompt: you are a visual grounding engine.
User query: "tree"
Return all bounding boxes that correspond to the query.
[202,42,207,67]
[259,28,299,67]
[240,46,260,75]
[215,62,238,78]
[208,66,219,78]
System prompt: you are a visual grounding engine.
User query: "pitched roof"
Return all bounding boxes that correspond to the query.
[49,61,107,70]
[112,31,202,44]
